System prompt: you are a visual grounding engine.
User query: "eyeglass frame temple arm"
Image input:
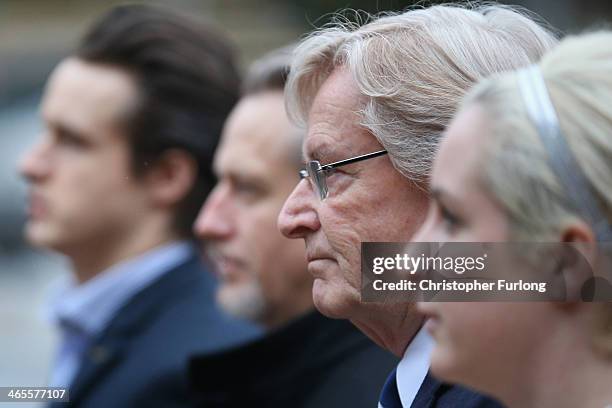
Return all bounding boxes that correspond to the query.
[320,149,388,171]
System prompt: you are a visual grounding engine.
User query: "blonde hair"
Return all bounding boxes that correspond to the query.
[466,31,612,241]
[286,3,558,183]
[465,31,612,355]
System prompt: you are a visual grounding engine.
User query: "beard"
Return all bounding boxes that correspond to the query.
[216,278,268,323]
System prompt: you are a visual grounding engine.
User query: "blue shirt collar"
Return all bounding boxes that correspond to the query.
[48,241,195,338]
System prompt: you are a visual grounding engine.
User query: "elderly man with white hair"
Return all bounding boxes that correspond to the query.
[278,4,558,408]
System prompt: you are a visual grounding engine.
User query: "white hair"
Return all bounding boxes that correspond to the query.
[286,3,558,183]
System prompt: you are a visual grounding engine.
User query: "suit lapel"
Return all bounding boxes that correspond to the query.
[410,373,445,408]
[411,373,504,408]
[65,337,126,406]
[63,254,206,406]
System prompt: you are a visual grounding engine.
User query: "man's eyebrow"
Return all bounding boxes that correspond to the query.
[302,141,335,163]
[47,119,90,141]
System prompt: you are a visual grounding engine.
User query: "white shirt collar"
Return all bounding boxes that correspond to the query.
[396,326,433,407]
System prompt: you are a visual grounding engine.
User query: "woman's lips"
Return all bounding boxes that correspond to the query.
[418,303,442,336]
[423,315,440,336]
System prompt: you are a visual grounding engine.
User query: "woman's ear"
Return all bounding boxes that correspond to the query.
[557,221,597,302]
[145,149,198,208]
[561,222,595,244]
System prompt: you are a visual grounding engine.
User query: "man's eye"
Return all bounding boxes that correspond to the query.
[233,180,261,196]
[324,168,341,179]
[235,181,254,191]
[57,133,86,148]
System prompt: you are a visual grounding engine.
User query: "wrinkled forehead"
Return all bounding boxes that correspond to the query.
[302,67,380,163]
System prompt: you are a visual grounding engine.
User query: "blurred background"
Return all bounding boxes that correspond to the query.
[1,0,611,405]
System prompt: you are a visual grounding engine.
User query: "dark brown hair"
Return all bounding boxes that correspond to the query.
[76,4,240,237]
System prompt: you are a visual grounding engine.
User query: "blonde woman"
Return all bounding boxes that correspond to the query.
[415,31,612,408]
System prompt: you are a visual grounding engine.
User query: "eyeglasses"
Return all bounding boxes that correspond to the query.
[299,149,388,200]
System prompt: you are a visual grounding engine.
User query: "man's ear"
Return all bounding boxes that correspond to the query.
[145,149,197,208]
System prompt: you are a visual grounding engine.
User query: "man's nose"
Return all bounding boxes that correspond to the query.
[278,179,321,239]
[19,139,52,183]
[193,184,234,240]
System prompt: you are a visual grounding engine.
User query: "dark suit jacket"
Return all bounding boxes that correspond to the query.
[382,369,504,408]
[189,310,399,407]
[51,253,261,408]
[411,373,504,408]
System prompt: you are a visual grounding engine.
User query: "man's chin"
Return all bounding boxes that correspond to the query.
[216,282,267,322]
[24,222,66,252]
[311,278,355,319]
[24,223,51,247]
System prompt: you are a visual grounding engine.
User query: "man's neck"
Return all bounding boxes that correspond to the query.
[262,303,315,331]
[261,287,315,330]
[350,302,423,357]
[67,227,181,284]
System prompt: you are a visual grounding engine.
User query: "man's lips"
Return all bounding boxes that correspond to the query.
[214,255,242,269]
[26,192,48,219]
[306,255,333,263]
[305,247,335,263]
[206,248,247,280]
[305,254,335,279]
[305,240,336,276]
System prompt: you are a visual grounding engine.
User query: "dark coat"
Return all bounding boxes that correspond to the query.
[412,373,504,407]
[189,310,399,408]
[51,254,261,408]
[381,369,505,408]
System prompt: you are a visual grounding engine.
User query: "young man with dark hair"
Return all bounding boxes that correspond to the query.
[20,5,259,407]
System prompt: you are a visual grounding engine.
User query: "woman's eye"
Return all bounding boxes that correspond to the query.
[440,205,462,231]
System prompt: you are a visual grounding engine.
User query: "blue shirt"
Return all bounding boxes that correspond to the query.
[47,241,194,388]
